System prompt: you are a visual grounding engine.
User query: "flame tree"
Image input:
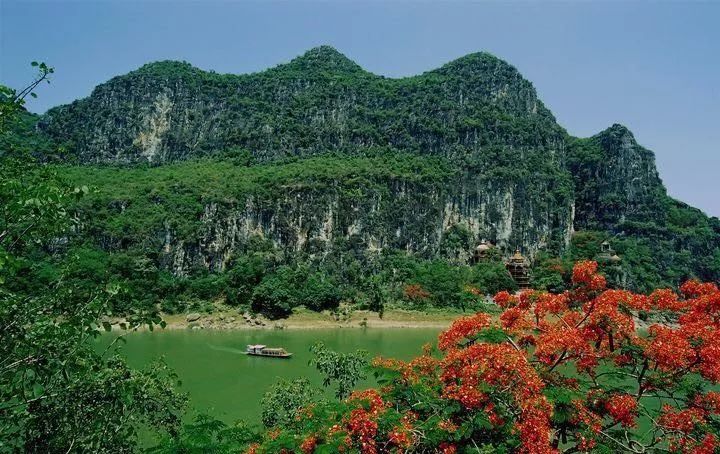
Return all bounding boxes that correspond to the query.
[246,261,720,454]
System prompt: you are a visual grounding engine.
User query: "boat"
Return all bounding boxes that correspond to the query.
[245,344,293,358]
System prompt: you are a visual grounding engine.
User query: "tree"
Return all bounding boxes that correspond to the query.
[300,272,342,312]
[261,378,319,428]
[407,260,468,308]
[309,342,368,399]
[147,415,260,453]
[530,252,566,293]
[471,259,518,295]
[1,65,186,452]
[225,254,267,306]
[364,274,386,318]
[247,261,720,453]
[0,61,52,135]
[251,266,296,319]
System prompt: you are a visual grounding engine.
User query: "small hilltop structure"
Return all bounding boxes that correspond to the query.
[596,240,621,265]
[505,247,531,289]
[470,240,531,289]
[471,239,494,264]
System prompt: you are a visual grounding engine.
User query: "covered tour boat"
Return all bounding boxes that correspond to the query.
[245,344,293,358]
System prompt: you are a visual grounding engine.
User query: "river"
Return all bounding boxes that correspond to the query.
[111,328,441,424]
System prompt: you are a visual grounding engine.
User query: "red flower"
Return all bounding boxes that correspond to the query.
[300,435,318,454]
[438,312,491,350]
[438,419,458,433]
[348,389,386,414]
[438,442,457,454]
[403,283,430,301]
[345,408,379,454]
[645,325,695,371]
[500,306,532,333]
[604,394,637,427]
[681,280,719,298]
[572,261,606,291]
[695,391,720,414]
[494,290,515,308]
[649,288,681,310]
[658,405,706,433]
[534,292,569,319]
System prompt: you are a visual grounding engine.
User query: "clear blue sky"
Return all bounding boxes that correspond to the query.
[2,1,718,217]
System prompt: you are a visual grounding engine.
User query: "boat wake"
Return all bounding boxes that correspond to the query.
[206,344,247,355]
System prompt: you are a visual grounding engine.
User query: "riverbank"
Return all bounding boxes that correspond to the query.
[110,307,471,331]
[108,305,661,332]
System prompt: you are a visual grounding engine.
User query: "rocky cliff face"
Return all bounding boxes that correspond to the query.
[156,175,573,276]
[569,124,667,230]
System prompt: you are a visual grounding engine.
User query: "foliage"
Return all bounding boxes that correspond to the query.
[1,66,186,452]
[251,265,342,319]
[391,256,516,310]
[261,378,319,428]
[309,342,369,399]
[530,252,566,293]
[225,254,269,306]
[147,414,260,454]
[247,262,720,453]
[471,259,519,295]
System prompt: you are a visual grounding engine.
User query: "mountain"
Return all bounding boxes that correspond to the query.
[7,46,720,295]
[37,47,563,164]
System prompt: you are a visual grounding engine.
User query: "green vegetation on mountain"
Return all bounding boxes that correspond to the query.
[38,46,563,164]
[2,46,718,321]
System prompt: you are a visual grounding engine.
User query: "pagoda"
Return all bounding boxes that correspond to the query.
[471,239,493,264]
[597,240,621,264]
[506,247,530,289]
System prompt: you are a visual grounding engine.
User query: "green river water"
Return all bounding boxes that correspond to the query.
[112,328,440,424]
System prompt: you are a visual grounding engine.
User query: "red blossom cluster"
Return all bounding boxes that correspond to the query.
[604,393,637,427]
[371,350,439,385]
[659,406,719,453]
[433,261,720,453]
[439,339,554,453]
[346,408,379,454]
[571,260,607,292]
[403,283,430,301]
[437,419,458,433]
[643,281,720,382]
[387,414,415,450]
[438,442,457,454]
[337,390,390,454]
[437,312,491,350]
[299,435,317,454]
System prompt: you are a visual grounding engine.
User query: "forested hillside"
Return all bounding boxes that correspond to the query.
[4,46,719,317]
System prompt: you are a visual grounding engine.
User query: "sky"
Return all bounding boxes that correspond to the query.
[1,0,718,217]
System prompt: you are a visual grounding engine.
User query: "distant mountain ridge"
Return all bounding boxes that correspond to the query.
[5,46,718,290]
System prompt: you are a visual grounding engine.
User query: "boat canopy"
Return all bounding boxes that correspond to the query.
[247,344,266,349]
